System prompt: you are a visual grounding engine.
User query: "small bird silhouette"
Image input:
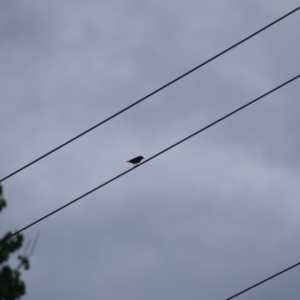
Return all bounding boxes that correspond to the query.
[127,156,144,166]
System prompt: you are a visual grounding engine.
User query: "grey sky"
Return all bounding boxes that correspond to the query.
[1,1,300,299]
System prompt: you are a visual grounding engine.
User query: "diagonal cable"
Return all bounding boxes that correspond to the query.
[1,6,300,183]
[1,73,299,244]
[225,261,300,299]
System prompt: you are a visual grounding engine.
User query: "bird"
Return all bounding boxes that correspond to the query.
[127,156,144,166]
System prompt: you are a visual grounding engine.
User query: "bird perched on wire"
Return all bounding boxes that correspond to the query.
[127,156,144,166]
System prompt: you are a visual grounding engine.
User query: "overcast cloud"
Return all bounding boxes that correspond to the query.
[1,1,300,299]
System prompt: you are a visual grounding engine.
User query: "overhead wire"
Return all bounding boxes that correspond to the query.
[225,261,300,300]
[1,5,300,183]
[1,73,299,244]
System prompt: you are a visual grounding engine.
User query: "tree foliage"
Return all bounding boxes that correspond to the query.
[0,184,30,300]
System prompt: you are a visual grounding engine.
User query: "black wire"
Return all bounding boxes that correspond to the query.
[1,6,299,183]
[1,73,299,244]
[225,261,300,300]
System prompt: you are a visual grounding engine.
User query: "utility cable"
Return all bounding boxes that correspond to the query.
[1,73,299,244]
[1,6,299,183]
[225,261,300,299]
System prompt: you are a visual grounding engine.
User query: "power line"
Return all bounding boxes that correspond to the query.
[1,73,299,244]
[225,261,300,299]
[1,6,299,184]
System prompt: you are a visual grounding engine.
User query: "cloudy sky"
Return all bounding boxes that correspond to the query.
[1,1,300,299]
